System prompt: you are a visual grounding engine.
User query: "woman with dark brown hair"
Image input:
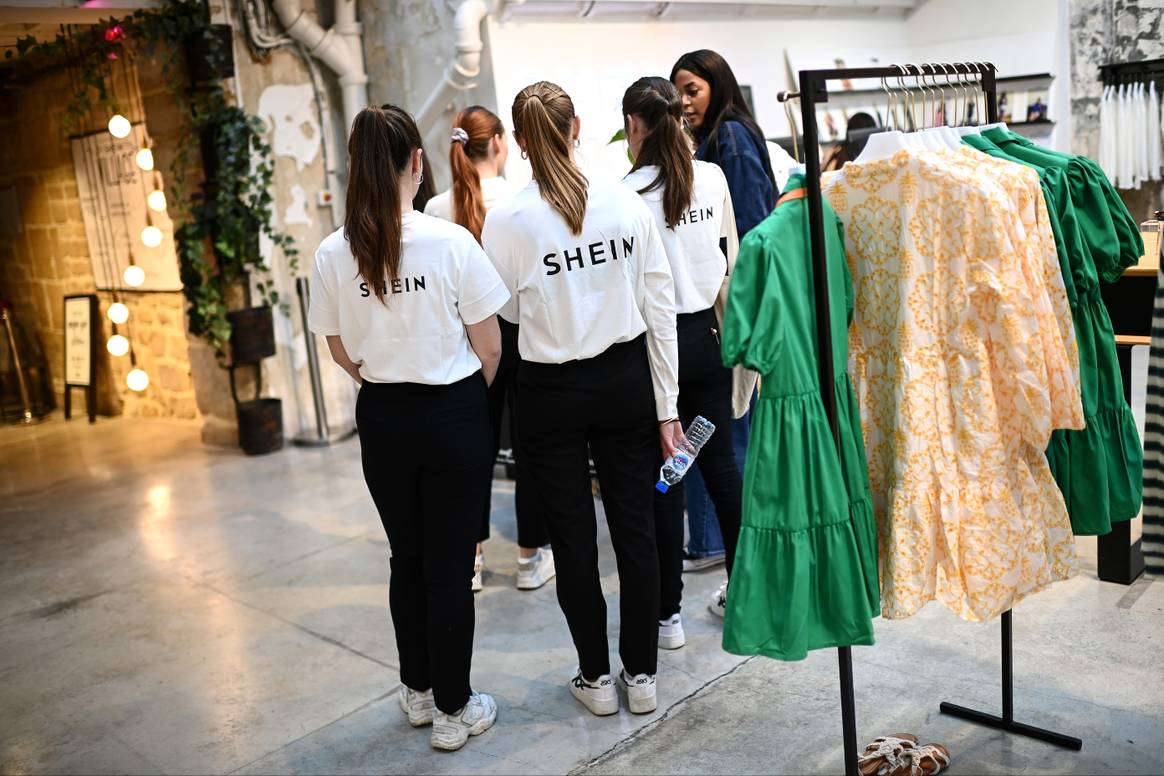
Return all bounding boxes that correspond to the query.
[425,106,554,594]
[308,104,506,752]
[671,49,774,617]
[482,81,679,717]
[621,76,748,653]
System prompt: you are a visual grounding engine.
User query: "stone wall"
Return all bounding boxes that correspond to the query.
[1070,0,1164,219]
[0,67,199,421]
[207,0,361,441]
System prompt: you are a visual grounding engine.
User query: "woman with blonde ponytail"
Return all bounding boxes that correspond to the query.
[482,81,680,718]
[426,107,553,595]
[621,76,751,653]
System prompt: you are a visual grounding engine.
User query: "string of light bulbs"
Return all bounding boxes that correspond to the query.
[95,35,168,394]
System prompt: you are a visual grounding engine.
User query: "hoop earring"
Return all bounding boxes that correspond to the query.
[573,138,581,149]
[413,171,424,186]
[520,150,528,160]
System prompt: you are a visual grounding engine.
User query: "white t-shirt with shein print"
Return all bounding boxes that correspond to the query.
[308,211,510,386]
[622,160,736,315]
[481,176,680,421]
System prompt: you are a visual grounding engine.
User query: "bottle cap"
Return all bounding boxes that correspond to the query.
[655,481,669,493]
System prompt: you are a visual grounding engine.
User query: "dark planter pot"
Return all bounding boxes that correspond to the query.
[184,24,235,84]
[228,305,276,363]
[237,397,283,455]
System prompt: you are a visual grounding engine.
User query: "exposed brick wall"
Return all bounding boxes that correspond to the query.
[0,66,199,420]
[1070,0,1164,219]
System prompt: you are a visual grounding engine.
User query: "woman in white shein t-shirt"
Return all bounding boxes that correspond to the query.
[621,76,750,653]
[481,81,680,718]
[308,105,506,753]
[425,105,555,595]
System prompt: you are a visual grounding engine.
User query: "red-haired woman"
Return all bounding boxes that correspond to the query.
[426,106,554,594]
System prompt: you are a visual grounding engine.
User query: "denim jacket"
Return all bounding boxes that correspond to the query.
[696,120,777,240]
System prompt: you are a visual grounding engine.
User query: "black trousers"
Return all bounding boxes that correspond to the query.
[517,335,661,679]
[356,374,492,714]
[480,319,550,548]
[655,308,743,619]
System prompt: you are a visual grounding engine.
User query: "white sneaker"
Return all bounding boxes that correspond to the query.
[617,670,658,714]
[709,581,727,619]
[658,613,685,650]
[472,553,484,593]
[431,691,497,751]
[517,548,556,590]
[398,686,435,727]
[682,551,726,572]
[570,670,619,716]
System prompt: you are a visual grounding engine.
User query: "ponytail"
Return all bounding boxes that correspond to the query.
[622,76,694,229]
[512,82,588,235]
[448,106,505,243]
[345,104,422,303]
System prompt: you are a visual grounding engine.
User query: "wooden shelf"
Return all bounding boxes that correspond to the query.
[996,72,1054,85]
[1123,265,1159,277]
[822,73,1053,99]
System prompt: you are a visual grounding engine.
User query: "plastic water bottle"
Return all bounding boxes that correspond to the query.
[655,416,717,493]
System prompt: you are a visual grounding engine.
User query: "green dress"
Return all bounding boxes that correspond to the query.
[980,128,1144,535]
[720,174,880,661]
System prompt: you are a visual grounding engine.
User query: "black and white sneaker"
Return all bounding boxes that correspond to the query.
[570,670,619,716]
[659,613,686,650]
[709,581,727,619]
[617,670,658,714]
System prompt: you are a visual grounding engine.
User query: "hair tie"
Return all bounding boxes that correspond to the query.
[451,127,469,145]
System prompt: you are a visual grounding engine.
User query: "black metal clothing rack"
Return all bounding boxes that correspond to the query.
[1100,56,1164,84]
[795,62,1082,775]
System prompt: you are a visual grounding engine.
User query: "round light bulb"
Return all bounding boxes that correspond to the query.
[146,189,167,212]
[127,368,149,392]
[107,302,129,325]
[123,264,145,287]
[106,334,129,357]
[141,225,163,248]
[108,114,132,139]
[135,147,155,171]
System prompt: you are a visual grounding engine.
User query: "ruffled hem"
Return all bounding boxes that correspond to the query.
[1048,403,1143,535]
[723,494,879,661]
[1044,287,1142,535]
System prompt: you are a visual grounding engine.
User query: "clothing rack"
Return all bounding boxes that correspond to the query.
[795,62,1082,775]
[1100,57,1164,84]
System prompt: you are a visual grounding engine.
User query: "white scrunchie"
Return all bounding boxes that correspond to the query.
[451,127,469,145]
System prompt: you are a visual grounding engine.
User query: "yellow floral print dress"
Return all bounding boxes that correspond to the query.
[825,149,1080,621]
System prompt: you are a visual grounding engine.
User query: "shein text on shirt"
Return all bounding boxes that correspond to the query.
[359,276,427,296]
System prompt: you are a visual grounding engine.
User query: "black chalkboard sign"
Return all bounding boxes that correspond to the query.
[63,294,97,423]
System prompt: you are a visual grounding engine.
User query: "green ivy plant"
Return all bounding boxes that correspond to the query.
[608,127,635,164]
[8,0,298,363]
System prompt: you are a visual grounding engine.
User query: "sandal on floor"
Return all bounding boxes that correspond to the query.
[858,734,919,776]
[912,743,951,776]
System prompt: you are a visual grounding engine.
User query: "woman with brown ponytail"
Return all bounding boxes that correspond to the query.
[621,76,750,653]
[309,105,506,752]
[425,106,554,595]
[481,81,680,717]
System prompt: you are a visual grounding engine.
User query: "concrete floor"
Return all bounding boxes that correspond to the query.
[1,416,1162,775]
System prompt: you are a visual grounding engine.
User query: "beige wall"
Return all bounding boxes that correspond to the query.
[0,67,199,421]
